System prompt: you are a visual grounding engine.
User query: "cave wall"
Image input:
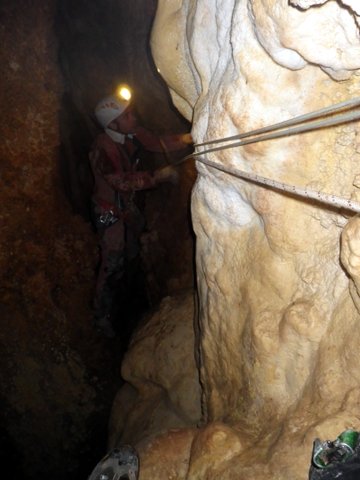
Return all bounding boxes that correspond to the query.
[126,1,360,479]
[0,1,122,478]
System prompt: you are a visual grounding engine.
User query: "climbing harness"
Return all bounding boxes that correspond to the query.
[176,96,360,214]
[99,210,119,227]
[87,445,139,480]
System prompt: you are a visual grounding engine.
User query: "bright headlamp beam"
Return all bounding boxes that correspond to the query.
[117,86,132,101]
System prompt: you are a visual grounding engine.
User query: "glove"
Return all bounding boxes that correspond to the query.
[153,165,179,185]
[180,133,193,145]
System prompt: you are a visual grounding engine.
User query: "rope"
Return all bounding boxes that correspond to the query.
[181,108,360,162]
[197,157,360,214]
[195,96,360,147]
[173,96,360,214]
[174,97,360,164]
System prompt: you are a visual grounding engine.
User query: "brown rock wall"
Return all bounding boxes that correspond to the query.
[0,2,119,478]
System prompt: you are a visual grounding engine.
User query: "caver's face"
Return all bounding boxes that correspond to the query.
[109,106,138,134]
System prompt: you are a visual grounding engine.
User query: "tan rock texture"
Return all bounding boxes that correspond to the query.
[139,1,360,478]
[108,292,202,447]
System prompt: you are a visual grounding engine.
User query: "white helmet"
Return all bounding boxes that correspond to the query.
[94,95,130,128]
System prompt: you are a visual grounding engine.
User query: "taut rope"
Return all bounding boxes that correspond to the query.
[175,97,360,213]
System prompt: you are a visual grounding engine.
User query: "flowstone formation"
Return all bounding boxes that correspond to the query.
[108,292,201,448]
[131,1,360,478]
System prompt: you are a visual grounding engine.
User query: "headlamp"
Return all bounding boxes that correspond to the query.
[116,85,132,102]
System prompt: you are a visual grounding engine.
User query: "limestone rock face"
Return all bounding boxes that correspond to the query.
[147,1,360,478]
[108,292,202,447]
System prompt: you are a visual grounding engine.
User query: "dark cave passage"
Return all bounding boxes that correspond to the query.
[56,0,196,344]
[56,0,195,335]
[0,1,195,479]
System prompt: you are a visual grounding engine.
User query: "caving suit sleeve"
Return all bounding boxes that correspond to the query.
[91,134,157,192]
[133,126,188,153]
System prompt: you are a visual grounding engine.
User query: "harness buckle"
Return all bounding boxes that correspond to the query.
[99,210,119,226]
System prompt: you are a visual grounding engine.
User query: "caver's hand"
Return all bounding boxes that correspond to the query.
[180,133,193,145]
[153,165,179,185]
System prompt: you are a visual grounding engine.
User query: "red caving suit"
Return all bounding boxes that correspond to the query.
[89,127,186,324]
